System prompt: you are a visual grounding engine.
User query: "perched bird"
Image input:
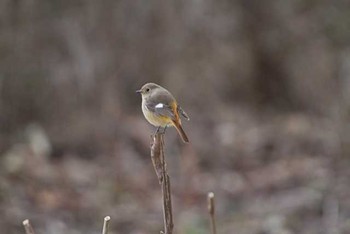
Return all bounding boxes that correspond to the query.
[136,83,190,143]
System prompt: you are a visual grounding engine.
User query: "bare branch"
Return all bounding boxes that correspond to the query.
[22,219,35,234]
[207,192,217,234]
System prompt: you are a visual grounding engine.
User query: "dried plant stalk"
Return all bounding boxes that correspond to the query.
[22,219,35,234]
[151,133,174,234]
[151,133,163,183]
[208,192,217,234]
[102,216,111,234]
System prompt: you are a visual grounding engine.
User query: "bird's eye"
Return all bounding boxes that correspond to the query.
[146,88,150,92]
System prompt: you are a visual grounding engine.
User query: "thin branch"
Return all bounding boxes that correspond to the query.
[207,192,217,234]
[151,133,174,234]
[102,216,111,234]
[22,219,35,234]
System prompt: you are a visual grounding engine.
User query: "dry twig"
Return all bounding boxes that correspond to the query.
[207,192,217,234]
[102,216,111,234]
[151,133,174,234]
[22,219,35,234]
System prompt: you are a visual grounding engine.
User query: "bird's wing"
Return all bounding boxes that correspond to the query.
[145,91,175,119]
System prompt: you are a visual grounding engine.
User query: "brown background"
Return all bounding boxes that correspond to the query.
[0,1,349,233]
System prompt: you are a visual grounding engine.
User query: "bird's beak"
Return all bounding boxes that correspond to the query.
[136,89,141,93]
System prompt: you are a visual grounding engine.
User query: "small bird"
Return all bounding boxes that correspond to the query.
[136,83,190,143]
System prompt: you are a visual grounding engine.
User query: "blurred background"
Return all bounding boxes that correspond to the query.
[0,0,349,233]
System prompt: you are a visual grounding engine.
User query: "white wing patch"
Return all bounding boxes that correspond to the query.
[154,103,173,118]
[155,103,164,109]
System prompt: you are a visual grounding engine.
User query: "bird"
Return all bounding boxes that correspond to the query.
[136,83,190,143]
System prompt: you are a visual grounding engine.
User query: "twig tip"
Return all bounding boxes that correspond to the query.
[207,192,215,216]
[22,219,30,226]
